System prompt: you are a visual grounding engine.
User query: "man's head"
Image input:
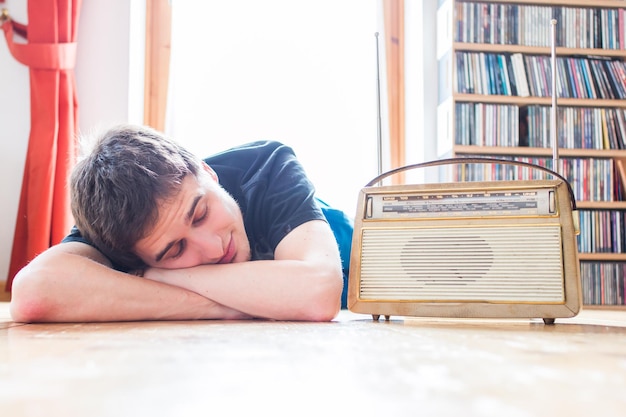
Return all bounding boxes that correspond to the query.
[70,125,205,270]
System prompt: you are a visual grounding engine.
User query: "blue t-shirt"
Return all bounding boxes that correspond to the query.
[202,140,326,260]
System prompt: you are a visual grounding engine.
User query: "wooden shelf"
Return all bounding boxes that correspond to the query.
[450,94,626,108]
[454,42,626,58]
[578,253,626,261]
[576,201,626,210]
[465,0,626,7]
[453,145,626,158]
[583,304,626,310]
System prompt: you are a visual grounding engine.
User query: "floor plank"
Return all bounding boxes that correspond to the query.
[1,302,625,417]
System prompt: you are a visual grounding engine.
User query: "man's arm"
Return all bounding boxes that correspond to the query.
[9,242,250,323]
[142,220,344,321]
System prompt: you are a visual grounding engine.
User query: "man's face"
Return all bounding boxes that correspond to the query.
[133,168,251,269]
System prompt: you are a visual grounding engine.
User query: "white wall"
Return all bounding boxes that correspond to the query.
[0,0,144,287]
[0,0,31,288]
[75,0,145,132]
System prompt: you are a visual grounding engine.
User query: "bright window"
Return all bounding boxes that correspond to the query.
[166,0,379,214]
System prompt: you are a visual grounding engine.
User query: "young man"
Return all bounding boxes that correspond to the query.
[9,125,349,322]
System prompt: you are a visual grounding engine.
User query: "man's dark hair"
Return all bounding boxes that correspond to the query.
[70,124,203,270]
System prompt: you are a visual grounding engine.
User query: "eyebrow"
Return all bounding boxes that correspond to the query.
[154,194,203,263]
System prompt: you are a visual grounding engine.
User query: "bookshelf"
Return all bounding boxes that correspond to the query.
[436,0,626,308]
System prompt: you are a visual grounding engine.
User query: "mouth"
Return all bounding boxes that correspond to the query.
[217,236,236,264]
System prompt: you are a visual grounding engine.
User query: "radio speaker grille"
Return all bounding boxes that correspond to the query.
[359,226,564,302]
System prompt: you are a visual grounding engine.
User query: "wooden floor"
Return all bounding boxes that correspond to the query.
[1,302,626,417]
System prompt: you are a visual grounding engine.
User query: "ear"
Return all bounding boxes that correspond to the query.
[202,161,219,182]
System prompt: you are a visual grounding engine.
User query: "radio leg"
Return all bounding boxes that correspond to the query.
[372,315,380,321]
[384,315,390,321]
[543,318,556,325]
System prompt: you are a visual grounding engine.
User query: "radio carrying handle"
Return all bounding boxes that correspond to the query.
[366,157,577,210]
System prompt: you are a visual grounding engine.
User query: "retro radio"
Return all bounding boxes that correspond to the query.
[347,158,581,324]
[350,22,581,324]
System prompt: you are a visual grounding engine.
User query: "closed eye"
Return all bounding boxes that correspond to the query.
[192,205,208,226]
[166,206,205,261]
[170,240,186,259]
[154,193,207,264]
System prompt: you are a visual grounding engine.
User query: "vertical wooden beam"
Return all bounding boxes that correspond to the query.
[144,0,172,132]
[384,0,405,184]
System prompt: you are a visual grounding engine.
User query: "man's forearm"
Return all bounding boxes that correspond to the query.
[10,244,251,323]
[142,259,341,321]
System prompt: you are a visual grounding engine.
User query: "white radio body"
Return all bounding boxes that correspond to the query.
[347,159,582,324]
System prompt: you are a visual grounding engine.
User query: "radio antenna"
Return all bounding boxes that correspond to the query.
[550,19,579,234]
[550,19,559,170]
[375,32,383,176]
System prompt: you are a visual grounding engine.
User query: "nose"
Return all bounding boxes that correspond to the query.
[188,230,224,265]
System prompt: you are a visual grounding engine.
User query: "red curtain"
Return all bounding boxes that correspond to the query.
[2,0,82,291]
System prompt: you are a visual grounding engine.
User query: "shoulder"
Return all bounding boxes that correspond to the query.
[204,141,302,187]
[204,140,295,165]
